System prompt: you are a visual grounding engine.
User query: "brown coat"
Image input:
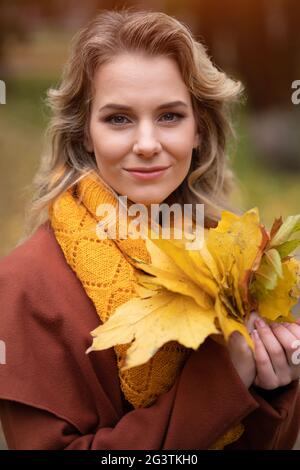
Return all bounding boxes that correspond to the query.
[0,222,299,450]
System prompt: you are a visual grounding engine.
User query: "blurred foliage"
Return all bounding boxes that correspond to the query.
[230,110,300,229]
[0,77,55,255]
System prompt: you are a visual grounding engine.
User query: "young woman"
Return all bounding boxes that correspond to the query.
[0,8,299,450]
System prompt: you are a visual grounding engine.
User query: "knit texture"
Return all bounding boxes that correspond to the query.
[49,171,244,448]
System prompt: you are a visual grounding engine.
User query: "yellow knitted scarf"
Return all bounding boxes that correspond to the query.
[49,171,244,449]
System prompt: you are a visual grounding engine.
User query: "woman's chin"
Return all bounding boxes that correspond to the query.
[127,195,166,207]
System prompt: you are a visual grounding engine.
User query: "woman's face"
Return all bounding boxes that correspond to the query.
[87,53,200,206]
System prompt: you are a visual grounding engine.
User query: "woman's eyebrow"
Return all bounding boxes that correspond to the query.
[98,100,189,113]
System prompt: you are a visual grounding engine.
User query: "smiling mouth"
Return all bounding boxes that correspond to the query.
[124,166,171,180]
[124,165,171,172]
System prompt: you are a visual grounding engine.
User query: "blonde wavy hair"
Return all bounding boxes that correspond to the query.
[23,6,244,239]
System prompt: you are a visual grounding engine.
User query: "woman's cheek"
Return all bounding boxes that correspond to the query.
[93,138,126,162]
[174,147,193,166]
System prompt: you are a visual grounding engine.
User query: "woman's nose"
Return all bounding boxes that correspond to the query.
[133,124,162,156]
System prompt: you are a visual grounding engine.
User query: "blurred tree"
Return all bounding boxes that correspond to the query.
[0,0,100,76]
[171,0,300,110]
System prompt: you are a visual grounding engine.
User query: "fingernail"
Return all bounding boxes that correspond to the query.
[255,318,267,328]
[252,329,259,339]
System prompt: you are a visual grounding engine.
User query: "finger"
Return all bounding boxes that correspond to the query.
[284,322,300,339]
[254,318,289,377]
[270,323,299,366]
[251,329,278,389]
[228,330,251,355]
[245,311,261,333]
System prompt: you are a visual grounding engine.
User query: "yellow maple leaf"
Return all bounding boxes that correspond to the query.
[205,208,263,276]
[87,288,218,370]
[203,208,268,312]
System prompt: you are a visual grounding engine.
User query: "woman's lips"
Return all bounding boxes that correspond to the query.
[125,167,170,180]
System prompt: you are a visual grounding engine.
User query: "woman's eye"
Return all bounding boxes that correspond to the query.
[160,112,183,122]
[105,115,130,125]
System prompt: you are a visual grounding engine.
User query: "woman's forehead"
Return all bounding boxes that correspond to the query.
[92,54,191,108]
[93,53,185,87]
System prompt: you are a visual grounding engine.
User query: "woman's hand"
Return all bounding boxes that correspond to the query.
[251,316,300,390]
[227,312,300,390]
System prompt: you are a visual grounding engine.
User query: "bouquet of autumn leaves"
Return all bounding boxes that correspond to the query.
[87,208,300,371]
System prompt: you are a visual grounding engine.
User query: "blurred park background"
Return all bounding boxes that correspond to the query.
[0,0,299,450]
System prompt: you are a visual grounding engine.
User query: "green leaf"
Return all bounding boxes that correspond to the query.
[277,239,300,258]
[269,215,300,247]
[255,265,278,290]
[254,251,281,291]
[292,221,300,235]
[264,248,283,278]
